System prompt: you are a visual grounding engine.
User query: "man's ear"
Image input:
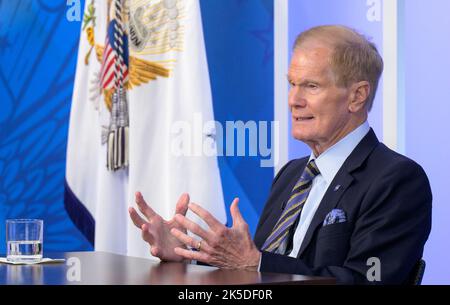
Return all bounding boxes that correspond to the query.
[349,81,370,113]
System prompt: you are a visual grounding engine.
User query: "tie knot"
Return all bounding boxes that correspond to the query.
[304,159,320,179]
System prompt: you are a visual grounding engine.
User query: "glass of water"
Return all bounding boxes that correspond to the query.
[6,219,43,263]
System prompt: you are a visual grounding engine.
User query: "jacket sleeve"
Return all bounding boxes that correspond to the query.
[259,160,432,284]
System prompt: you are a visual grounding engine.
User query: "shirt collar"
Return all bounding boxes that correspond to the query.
[308,121,371,184]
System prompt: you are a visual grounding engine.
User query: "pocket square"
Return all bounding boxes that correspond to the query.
[323,209,347,226]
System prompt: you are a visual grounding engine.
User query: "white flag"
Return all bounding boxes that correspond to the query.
[65,0,226,258]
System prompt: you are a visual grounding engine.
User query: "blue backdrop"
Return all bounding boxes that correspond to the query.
[0,0,92,252]
[403,0,450,285]
[201,0,274,235]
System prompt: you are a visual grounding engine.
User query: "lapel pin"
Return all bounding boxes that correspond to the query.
[334,185,341,192]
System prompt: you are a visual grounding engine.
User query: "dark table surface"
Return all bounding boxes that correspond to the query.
[0,251,335,285]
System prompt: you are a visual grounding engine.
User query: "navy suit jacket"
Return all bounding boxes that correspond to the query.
[254,129,432,284]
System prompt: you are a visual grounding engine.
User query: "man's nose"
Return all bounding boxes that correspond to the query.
[288,86,307,108]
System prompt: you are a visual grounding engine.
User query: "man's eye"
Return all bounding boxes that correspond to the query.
[307,83,318,89]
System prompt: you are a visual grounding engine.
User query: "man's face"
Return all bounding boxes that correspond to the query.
[288,44,354,152]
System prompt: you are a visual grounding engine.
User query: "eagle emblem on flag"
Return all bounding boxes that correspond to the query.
[82,0,182,171]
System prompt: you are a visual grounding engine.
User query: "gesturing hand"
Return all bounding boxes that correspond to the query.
[129,192,190,262]
[170,198,261,270]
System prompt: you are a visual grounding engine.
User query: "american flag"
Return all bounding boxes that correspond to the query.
[100,6,129,91]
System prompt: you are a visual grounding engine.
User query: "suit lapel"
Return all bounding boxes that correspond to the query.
[296,169,354,257]
[258,160,307,246]
[296,129,380,258]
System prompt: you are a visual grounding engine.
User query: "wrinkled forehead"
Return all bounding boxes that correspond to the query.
[293,37,335,58]
[288,45,335,80]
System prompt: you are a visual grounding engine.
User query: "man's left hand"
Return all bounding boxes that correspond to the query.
[170,198,261,271]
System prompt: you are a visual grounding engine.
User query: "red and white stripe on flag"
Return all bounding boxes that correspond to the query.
[100,23,129,90]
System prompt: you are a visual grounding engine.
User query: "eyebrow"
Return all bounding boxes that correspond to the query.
[286,75,319,85]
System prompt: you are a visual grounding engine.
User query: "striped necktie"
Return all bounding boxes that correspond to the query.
[262,160,320,254]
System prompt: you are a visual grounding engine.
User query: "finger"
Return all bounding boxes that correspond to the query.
[175,193,190,216]
[135,192,157,220]
[174,247,210,263]
[150,246,159,257]
[170,228,211,252]
[174,214,214,242]
[230,198,245,227]
[129,207,146,229]
[188,202,223,231]
[141,223,155,244]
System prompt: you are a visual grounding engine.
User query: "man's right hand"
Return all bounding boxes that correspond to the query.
[129,192,190,262]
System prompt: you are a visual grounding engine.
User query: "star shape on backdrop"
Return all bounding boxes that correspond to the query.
[250,17,274,66]
[0,34,11,55]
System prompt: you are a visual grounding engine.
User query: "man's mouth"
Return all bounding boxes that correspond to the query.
[294,116,314,122]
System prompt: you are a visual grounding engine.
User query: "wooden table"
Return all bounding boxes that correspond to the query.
[0,251,335,285]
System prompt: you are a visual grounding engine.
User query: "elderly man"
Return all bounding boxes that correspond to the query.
[129,25,432,284]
